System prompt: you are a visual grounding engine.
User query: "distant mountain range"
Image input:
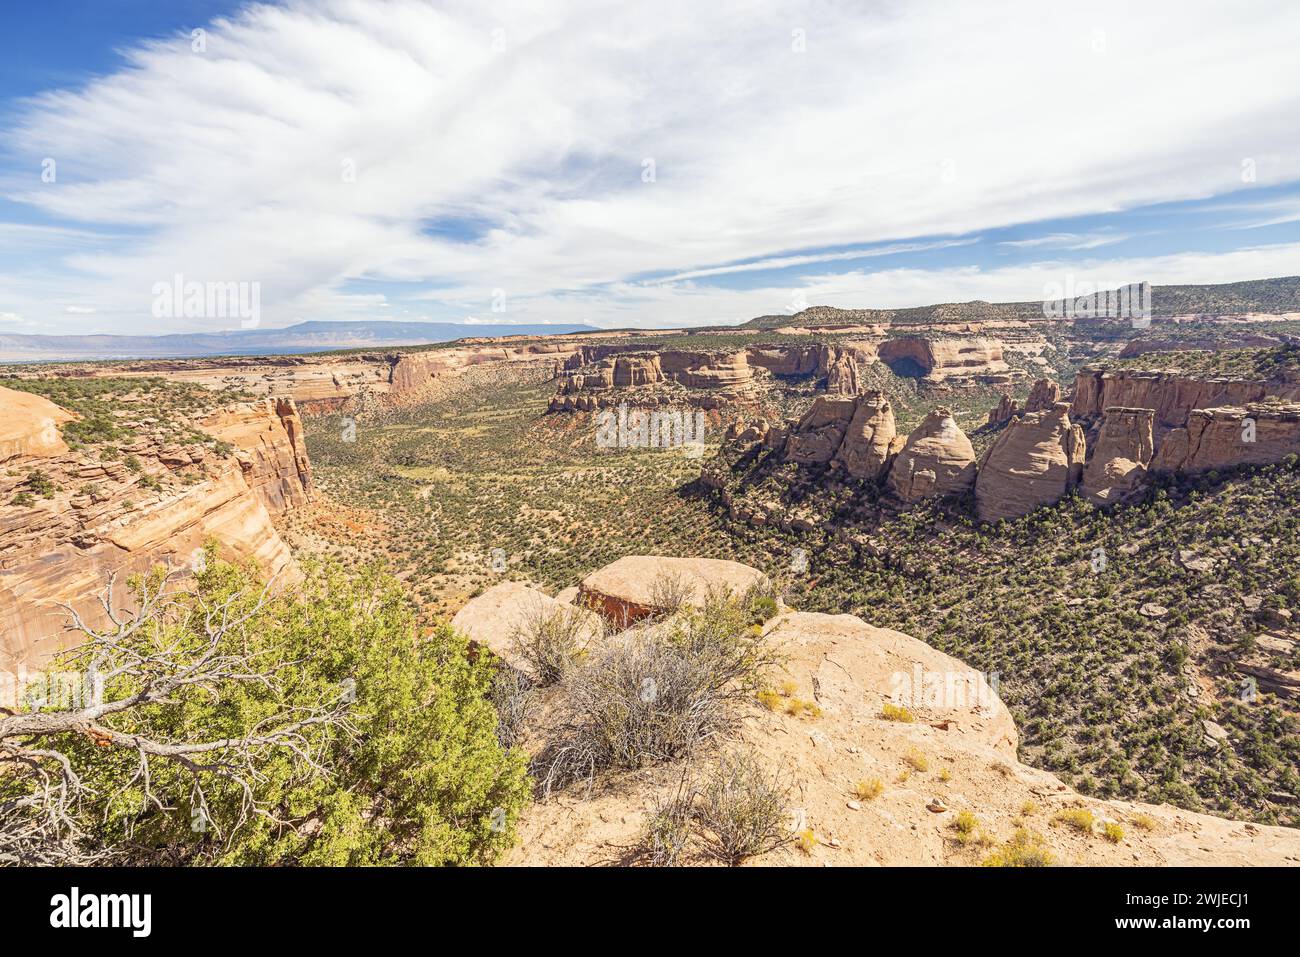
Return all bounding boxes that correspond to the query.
[742,276,1300,329]
[0,320,600,362]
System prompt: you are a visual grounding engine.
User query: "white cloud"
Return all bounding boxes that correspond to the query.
[3,0,1300,332]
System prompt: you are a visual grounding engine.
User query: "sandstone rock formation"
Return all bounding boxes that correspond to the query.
[975,403,1085,522]
[878,337,1011,384]
[1071,367,1300,428]
[783,397,858,466]
[1081,408,1155,505]
[1153,403,1300,473]
[577,555,769,625]
[1023,377,1062,413]
[506,604,1300,866]
[0,386,74,462]
[0,394,312,669]
[451,581,601,671]
[886,408,977,501]
[833,391,897,480]
[987,393,1018,426]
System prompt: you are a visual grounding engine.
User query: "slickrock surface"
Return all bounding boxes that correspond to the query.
[0,394,312,669]
[0,386,74,461]
[576,555,769,625]
[1082,408,1155,505]
[976,403,1085,522]
[505,605,1300,866]
[886,408,977,501]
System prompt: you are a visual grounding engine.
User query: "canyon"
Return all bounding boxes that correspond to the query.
[0,385,313,669]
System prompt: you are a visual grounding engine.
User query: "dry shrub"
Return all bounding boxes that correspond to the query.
[696,751,790,865]
[510,601,600,684]
[534,589,779,797]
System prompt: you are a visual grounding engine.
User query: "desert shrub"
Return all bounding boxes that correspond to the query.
[535,592,777,795]
[904,748,930,772]
[1054,807,1096,833]
[880,702,915,722]
[510,602,598,684]
[854,778,884,801]
[490,664,535,749]
[1102,821,1124,843]
[983,828,1055,867]
[637,779,696,867]
[697,752,790,865]
[1129,812,1157,831]
[648,571,694,616]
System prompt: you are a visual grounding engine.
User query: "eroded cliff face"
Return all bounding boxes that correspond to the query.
[1070,367,1300,428]
[1081,408,1155,505]
[1154,403,1300,473]
[878,336,1012,384]
[0,393,312,669]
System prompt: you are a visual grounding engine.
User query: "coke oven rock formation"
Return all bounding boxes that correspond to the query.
[975,403,1086,522]
[886,408,977,502]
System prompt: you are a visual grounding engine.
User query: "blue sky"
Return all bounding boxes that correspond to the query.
[2,0,1299,335]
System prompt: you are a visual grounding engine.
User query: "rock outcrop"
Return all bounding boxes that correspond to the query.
[0,395,312,669]
[1071,367,1300,429]
[0,386,75,462]
[451,581,601,671]
[878,337,1011,384]
[833,391,898,480]
[987,393,1018,426]
[975,403,1085,522]
[783,397,858,466]
[1153,403,1300,474]
[577,555,769,625]
[1081,408,1155,505]
[1023,377,1062,413]
[886,409,977,501]
[504,596,1300,867]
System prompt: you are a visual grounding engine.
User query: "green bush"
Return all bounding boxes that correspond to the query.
[10,553,530,866]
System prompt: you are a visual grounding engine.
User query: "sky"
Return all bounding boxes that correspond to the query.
[1,0,1299,336]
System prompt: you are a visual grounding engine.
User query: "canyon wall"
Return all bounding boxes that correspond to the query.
[0,389,313,670]
[1070,367,1300,429]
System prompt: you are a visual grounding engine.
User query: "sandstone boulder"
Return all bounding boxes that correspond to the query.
[975,403,1085,522]
[577,555,769,625]
[886,408,977,501]
[451,581,601,671]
